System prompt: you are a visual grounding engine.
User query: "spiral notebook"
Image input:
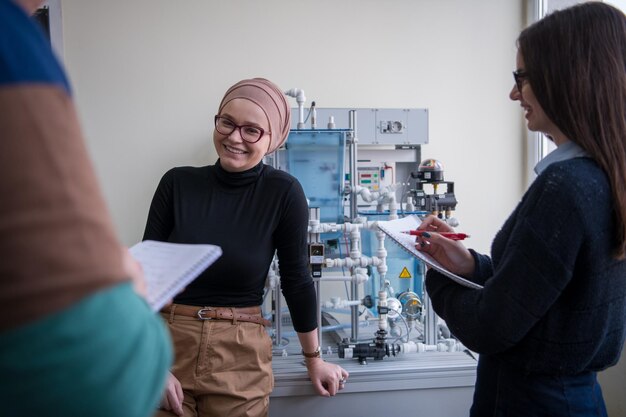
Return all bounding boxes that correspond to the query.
[377,215,483,289]
[129,240,223,311]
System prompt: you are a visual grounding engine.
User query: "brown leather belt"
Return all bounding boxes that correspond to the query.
[161,304,270,326]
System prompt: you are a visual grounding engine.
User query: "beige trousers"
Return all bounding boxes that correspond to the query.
[154,309,273,417]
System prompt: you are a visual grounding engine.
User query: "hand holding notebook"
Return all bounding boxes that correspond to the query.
[129,240,223,311]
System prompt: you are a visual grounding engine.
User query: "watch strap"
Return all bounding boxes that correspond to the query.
[301,346,321,358]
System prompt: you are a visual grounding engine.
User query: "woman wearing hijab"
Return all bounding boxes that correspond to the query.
[145,78,349,417]
[415,3,626,416]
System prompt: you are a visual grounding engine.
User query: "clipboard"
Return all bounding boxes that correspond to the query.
[376,215,483,289]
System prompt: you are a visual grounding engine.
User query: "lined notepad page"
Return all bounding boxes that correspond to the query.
[377,215,483,289]
[129,240,223,311]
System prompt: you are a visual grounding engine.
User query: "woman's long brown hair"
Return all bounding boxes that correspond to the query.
[518,2,626,259]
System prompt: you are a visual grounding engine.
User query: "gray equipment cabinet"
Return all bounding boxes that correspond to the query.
[270,351,476,417]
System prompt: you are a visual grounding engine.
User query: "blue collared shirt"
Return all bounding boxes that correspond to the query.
[534,140,590,175]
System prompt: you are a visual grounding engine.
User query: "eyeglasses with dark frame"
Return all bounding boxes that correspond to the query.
[214,116,270,143]
[513,69,528,92]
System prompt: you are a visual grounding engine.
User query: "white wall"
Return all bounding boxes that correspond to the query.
[60,0,524,254]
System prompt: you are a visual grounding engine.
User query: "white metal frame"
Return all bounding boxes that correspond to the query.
[42,0,64,61]
[524,0,551,187]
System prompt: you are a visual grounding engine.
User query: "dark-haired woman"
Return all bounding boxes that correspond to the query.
[415,3,626,416]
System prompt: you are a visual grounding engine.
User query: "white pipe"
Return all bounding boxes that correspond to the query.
[307,219,385,235]
[316,273,368,284]
[354,184,399,219]
[387,196,399,220]
[304,219,392,340]
[284,88,306,129]
[378,290,388,332]
[316,274,354,281]
[322,297,362,309]
[312,220,389,286]
[349,227,361,260]
[324,255,382,270]
[375,229,388,277]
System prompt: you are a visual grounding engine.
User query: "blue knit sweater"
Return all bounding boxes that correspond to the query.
[426,157,626,375]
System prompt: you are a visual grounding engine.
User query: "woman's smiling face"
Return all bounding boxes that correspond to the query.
[213,98,271,172]
[509,50,567,145]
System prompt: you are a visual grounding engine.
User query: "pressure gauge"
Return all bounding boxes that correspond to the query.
[398,291,422,319]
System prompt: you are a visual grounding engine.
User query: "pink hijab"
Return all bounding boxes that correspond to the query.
[217,78,291,154]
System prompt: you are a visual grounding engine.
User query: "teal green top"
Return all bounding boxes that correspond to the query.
[0,282,172,417]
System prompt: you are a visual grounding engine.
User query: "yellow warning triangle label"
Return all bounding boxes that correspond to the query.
[399,267,412,279]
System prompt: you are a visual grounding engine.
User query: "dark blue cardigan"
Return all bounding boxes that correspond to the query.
[426,157,626,375]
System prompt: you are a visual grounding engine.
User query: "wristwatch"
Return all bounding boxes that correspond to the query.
[301,346,321,358]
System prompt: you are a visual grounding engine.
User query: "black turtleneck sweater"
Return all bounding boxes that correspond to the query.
[143,160,317,332]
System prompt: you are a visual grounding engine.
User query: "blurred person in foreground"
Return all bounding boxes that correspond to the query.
[0,1,172,415]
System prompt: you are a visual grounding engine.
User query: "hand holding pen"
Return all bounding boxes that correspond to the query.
[401,230,470,241]
[413,215,476,277]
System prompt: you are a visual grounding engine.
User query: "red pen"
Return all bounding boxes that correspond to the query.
[401,230,471,241]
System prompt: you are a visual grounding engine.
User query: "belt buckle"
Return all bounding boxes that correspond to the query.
[197,307,213,320]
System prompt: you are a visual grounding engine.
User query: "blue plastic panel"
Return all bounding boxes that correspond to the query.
[285,130,348,223]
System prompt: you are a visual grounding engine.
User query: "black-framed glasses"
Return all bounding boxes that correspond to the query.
[513,69,528,91]
[214,116,269,143]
